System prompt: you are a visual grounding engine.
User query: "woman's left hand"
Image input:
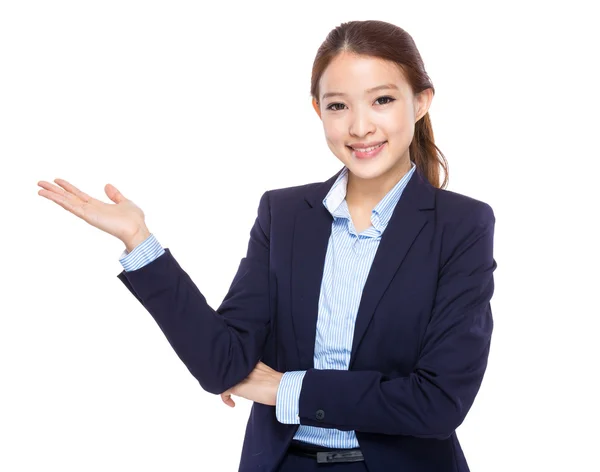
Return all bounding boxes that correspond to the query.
[220,361,284,408]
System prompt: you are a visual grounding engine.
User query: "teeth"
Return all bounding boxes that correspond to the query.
[352,142,384,152]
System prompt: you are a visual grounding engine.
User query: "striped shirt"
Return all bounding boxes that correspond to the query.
[119,161,417,449]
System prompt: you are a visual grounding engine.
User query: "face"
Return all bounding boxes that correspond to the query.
[314,52,433,184]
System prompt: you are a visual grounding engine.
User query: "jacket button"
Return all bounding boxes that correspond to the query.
[316,409,325,420]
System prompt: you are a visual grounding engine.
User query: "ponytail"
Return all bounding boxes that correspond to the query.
[410,112,449,189]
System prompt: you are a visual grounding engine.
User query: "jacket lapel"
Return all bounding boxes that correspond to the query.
[290,171,340,369]
[349,168,435,367]
[290,167,435,370]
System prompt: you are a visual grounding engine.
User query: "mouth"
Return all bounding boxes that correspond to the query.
[347,141,387,159]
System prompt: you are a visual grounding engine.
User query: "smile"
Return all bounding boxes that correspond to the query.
[347,141,387,159]
[350,142,385,152]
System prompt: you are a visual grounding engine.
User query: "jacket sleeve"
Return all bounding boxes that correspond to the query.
[116,191,273,395]
[297,203,496,439]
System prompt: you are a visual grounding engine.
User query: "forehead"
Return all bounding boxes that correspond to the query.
[319,52,411,98]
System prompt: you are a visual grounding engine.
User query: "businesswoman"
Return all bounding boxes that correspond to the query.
[38,20,496,472]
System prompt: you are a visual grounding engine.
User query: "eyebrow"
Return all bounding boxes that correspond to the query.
[321,83,399,101]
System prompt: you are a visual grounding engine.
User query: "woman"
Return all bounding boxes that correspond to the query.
[38,20,496,472]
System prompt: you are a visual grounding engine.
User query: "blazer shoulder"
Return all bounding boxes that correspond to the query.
[267,181,322,198]
[265,180,324,212]
[433,187,495,226]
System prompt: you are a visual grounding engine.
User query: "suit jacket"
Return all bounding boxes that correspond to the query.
[117,166,496,472]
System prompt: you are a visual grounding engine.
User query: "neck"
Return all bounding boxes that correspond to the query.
[346,158,412,209]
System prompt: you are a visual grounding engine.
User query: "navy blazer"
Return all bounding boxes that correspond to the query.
[117,166,496,472]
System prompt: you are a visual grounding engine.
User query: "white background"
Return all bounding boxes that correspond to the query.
[1,0,599,470]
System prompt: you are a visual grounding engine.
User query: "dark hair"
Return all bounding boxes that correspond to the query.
[311,20,449,189]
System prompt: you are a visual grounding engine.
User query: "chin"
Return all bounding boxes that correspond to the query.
[346,165,392,181]
[342,155,394,181]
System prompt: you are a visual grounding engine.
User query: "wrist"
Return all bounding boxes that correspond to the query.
[123,226,151,253]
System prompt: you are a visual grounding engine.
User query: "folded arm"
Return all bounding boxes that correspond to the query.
[294,204,496,439]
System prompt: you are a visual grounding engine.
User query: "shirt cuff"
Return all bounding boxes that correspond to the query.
[118,233,165,272]
[275,370,306,424]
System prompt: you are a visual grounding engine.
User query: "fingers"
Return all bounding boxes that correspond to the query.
[38,179,126,206]
[53,178,93,203]
[38,190,83,217]
[37,178,91,207]
[37,180,70,198]
[37,180,86,218]
[221,393,235,408]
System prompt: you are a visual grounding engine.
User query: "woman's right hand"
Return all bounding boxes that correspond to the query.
[37,178,150,251]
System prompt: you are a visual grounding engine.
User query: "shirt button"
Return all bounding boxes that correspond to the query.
[316,409,325,420]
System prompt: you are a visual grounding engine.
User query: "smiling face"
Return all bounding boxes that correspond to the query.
[314,52,433,187]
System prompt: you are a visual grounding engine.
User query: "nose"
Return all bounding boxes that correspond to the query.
[349,108,376,137]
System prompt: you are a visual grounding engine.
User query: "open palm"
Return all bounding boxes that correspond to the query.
[37,178,147,244]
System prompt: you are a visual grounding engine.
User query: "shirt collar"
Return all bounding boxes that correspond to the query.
[322,161,417,232]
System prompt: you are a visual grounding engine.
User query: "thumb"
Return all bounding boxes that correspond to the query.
[105,183,127,204]
[221,392,235,408]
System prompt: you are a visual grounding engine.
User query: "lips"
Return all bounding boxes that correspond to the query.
[347,141,386,152]
[348,141,387,159]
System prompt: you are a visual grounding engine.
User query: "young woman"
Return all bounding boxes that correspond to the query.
[38,20,496,472]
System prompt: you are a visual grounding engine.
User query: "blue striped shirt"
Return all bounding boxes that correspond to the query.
[119,162,417,449]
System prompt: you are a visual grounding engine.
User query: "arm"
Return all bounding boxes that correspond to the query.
[296,204,496,439]
[116,191,273,395]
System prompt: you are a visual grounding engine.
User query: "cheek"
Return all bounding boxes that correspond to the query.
[383,110,413,139]
[322,118,346,144]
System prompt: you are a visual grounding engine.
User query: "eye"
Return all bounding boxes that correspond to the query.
[375,96,396,105]
[326,102,346,111]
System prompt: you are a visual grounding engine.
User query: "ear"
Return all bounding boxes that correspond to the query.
[414,88,433,122]
[312,98,322,119]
